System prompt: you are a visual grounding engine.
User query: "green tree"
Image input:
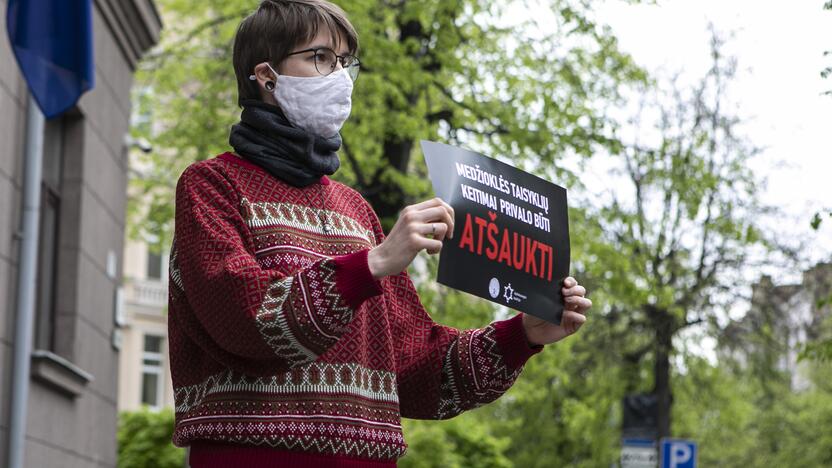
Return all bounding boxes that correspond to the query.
[117,408,185,468]
[705,285,832,466]
[801,315,832,362]
[674,353,832,467]
[673,356,760,467]
[399,418,512,468]
[577,30,769,440]
[488,323,626,467]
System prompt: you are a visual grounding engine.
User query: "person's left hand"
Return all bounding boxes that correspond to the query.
[522,277,591,346]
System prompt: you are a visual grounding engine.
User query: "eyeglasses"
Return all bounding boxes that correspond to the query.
[286,47,361,81]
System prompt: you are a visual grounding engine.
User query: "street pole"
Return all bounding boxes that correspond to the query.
[6,94,45,468]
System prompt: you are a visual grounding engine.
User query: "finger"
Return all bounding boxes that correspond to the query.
[410,206,449,224]
[432,205,454,239]
[564,296,592,313]
[561,312,576,334]
[562,285,587,297]
[407,197,445,212]
[420,222,449,240]
[413,207,454,241]
[563,277,577,288]
[564,297,581,313]
[562,316,575,335]
[562,311,587,333]
[570,312,587,333]
[415,237,444,255]
[438,199,455,238]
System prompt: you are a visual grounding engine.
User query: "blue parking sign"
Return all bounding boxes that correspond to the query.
[660,439,697,468]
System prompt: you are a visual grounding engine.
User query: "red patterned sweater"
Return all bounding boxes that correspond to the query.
[168,152,543,467]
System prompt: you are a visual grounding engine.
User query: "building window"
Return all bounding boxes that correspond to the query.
[141,334,164,408]
[34,117,66,351]
[147,250,162,280]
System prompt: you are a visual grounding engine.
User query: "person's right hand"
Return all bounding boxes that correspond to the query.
[367,197,455,279]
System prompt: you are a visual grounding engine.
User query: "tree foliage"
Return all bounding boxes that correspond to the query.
[399,417,512,468]
[578,29,769,439]
[117,408,185,468]
[674,355,832,467]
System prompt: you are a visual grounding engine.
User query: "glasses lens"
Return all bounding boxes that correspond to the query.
[345,57,360,81]
[313,48,338,76]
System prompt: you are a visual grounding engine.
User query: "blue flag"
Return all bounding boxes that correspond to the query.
[6,0,94,119]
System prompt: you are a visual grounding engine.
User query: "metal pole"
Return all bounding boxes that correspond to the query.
[7,94,45,468]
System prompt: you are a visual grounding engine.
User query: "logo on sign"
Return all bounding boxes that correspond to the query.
[488,278,500,298]
[502,283,526,304]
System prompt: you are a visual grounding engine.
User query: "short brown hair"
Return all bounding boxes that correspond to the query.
[232,0,359,106]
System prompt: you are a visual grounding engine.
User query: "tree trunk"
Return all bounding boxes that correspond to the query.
[358,17,425,230]
[653,307,674,440]
[362,138,414,230]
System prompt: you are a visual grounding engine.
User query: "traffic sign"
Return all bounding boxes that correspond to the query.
[621,439,657,468]
[660,439,697,468]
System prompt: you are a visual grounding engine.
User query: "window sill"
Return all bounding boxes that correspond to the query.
[31,350,94,398]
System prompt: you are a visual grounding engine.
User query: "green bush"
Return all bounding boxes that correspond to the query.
[399,417,512,468]
[117,407,185,468]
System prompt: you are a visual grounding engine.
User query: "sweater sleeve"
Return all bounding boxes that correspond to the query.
[388,273,542,419]
[169,163,382,375]
[360,200,542,419]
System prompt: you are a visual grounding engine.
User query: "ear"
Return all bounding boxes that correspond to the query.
[250,62,277,89]
[250,62,280,106]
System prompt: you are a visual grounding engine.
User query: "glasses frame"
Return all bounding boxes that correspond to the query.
[286,47,361,81]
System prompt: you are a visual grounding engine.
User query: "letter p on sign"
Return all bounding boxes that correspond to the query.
[661,439,697,468]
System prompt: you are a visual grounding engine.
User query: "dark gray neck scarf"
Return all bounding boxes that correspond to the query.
[229,99,341,187]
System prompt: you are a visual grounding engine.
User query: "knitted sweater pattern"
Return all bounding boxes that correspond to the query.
[167,153,542,462]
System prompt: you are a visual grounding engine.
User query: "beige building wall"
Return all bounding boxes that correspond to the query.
[0,1,161,466]
[117,239,175,412]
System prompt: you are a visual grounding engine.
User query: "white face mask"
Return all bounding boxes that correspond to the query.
[264,64,353,139]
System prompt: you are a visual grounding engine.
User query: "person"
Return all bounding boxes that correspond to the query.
[167,1,592,466]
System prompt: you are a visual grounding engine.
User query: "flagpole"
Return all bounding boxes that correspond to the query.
[7,94,45,468]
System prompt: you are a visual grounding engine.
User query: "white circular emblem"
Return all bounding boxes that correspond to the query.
[488,277,500,298]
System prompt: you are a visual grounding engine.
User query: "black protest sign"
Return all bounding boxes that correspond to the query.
[421,140,570,324]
